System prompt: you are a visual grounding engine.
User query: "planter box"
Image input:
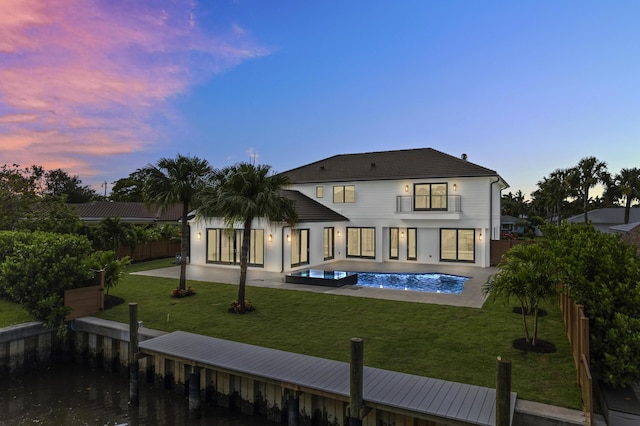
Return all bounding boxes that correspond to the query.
[597,380,640,426]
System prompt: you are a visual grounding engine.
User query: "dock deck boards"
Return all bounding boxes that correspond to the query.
[139,331,516,425]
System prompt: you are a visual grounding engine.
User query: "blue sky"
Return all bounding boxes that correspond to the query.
[2,1,638,197]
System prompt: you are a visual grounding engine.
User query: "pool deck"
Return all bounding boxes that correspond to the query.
[133,261,494,308]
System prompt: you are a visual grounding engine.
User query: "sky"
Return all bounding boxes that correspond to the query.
[1,1,639,198]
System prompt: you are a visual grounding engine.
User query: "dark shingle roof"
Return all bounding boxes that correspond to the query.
[280,148,499,184]
[71,202,183,223]
[567,208,640,224]
[283,190,348,223]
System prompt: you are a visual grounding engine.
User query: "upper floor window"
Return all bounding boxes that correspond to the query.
[316,186,324,198]
[414,183,447,210]
[333,185,355,203]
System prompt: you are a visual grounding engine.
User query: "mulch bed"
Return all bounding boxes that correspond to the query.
[513,338,557,353]
[104,295,125,310]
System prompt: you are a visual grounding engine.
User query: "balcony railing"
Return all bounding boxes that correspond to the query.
[395,195,462,213]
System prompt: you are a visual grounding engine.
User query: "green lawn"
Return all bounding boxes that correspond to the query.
[92,260,582,409]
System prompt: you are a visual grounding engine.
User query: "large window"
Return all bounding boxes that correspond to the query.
[324,227,334,260]
[206,228,264,266]
[347,227,375,258]
[440,229,474,262]
[407,228,417,261]
[389,228,399,259]
[333,185,355,203]
[414,183,447,210]
[291,229,309,267]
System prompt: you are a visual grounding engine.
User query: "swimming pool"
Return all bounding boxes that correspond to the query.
[286,269,468,294]
[355,272,467,294]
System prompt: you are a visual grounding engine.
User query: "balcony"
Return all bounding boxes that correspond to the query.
[395,195,462,219]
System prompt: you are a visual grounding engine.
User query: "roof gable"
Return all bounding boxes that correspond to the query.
[280,148,500,184]
[283,190,348,223]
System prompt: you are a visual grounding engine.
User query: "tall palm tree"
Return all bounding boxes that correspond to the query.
[197,163,297,311]
[571,156,608,224]
[614,168,640,224]
[143,155,212,290]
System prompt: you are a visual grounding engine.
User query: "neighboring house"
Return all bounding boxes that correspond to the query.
[500,215,520,236]
[189,148,508,272]
[567,208,640,233]
[71,202,183,225]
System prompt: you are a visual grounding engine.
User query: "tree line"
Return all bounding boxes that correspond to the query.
[502,156,640,225]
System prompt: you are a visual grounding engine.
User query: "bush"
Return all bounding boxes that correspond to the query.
[0,231,96,334]
[544,223,640,388]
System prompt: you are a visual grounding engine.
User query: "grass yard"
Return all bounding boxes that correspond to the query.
[93,259,582,409]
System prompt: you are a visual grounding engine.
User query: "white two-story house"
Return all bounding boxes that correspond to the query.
[189,148,508,272]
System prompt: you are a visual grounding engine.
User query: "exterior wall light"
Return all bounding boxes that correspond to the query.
[197,232,201,240]
[479,232,482,240]
[268,233,273,242]
[453,183,457,191]
[404,185,409,192]
[400,231,405,239]
[286,234,290,242]
[337,230,341,238]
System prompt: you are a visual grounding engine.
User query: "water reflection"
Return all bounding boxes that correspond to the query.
[0,363,270,425]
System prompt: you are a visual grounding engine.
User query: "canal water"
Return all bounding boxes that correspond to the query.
[0,363,269,425]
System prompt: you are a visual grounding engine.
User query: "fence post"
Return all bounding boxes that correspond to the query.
[496,356,511,426]
[129,302,139,406]
[349,337,364,426]
[189,368,201,418]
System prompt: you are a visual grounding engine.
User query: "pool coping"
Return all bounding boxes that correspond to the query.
[134,261,494,308]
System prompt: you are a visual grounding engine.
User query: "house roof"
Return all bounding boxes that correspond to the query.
[70,202,183,224]
[567,208,640,224]
[283,190,349,223]
[280,148,506,184]
[501,215,520,224]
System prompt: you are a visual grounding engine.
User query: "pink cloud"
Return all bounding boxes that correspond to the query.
[0,0,268,179]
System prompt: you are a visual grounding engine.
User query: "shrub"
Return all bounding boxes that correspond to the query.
[0,231,96,334]
[544,223,640,388]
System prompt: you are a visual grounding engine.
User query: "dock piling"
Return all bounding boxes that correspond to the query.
[496,356,512,426]
[349,337,364,426]
[128,303,139,406]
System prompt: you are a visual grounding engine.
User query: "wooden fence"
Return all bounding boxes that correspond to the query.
[116,240,181,262]
[490,239,534,266]
[558,286,592,426]
[64,270,105,320]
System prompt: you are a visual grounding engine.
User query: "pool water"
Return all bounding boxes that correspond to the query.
[354,272,467,294]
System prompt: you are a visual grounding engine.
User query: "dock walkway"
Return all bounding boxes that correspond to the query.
[139,330,517,425]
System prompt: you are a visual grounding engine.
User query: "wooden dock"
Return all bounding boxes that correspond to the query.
[139,331,516,425]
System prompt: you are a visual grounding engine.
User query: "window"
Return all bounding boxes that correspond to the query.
[414,183,447,210]
[206,228,264,266]
[389,228,399,259]
[333,185,355,203]
[291,229,309,267]
[324,227,334,260]
[347,227,375,258]
[316,186,324,198]
[407,228,417,261]
[440,229,475,262]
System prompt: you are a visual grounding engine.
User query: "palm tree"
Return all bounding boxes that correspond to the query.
[571,156,608,224]
[533,169,572,225]
[614,168,640,224]
[143,155,212,290]
[484,243,558,346]
[197,163,297,312]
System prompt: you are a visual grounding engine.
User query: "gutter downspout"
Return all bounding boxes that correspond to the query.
[281,225,290,273]
[489,177,504,267]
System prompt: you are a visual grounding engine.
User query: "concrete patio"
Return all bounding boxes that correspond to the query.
[133,261,495,308]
